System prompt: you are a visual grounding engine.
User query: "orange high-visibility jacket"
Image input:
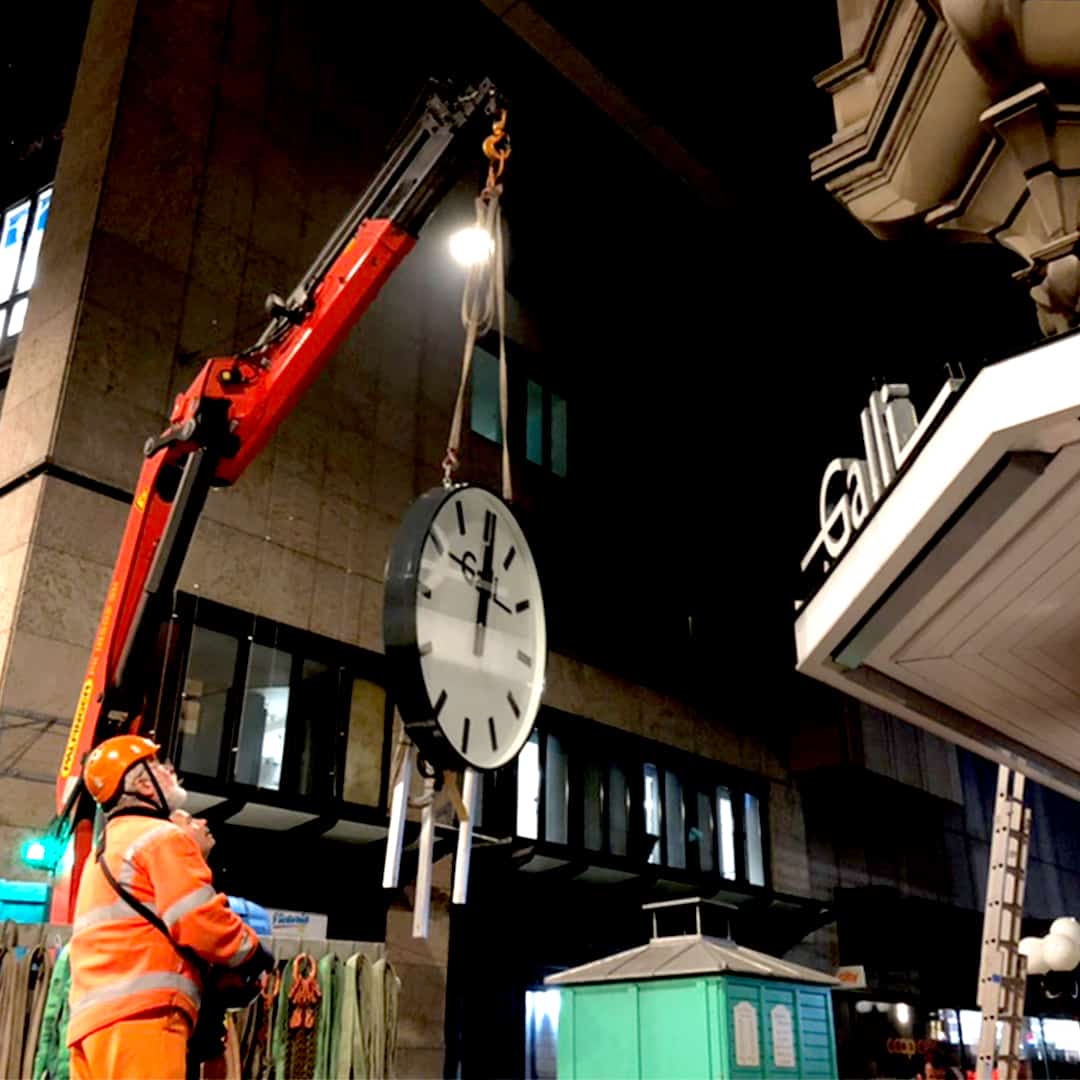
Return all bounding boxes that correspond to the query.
[67,814,259,1045]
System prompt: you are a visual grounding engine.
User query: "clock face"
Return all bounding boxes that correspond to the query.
[384,485,546,771]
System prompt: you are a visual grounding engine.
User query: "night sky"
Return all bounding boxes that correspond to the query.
[0,0,1047,711]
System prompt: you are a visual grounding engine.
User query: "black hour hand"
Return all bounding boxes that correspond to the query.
[473,511,497,656]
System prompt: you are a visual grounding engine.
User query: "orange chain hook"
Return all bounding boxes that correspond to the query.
[483,109,510,186]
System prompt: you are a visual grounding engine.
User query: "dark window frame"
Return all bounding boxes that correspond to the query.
[152,592,394,812]
[485,705,771,889]
[469,335,570,479]
[0,183,52,377]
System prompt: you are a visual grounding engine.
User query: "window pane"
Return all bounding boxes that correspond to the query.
[7,298,28,337]
[609,764,628,856]
[582,758,603,851]
[0,201,30,303]
[551,393,568,477]
[695,790,716,872]
[526,379,543,465]
[717,786,736,880]
[745,791,765,885]
[1042,1019,1080,1054]
[470,346,501,443]
[287,658,337,797]
[516,731,540,839]
[544,733,568,843]
[643,764,662,864]
[525,989,560,1080]
[342,677,386,805]
[16,188,50,293]
[664,771,686,869]
[234,643,291,789]
[176,627,238,778]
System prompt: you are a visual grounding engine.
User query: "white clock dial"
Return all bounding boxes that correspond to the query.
[384,485,546,771]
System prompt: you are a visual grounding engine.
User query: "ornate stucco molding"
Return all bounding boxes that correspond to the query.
[815,0,1080,332]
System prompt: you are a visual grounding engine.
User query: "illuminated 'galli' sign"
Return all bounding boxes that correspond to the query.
[801,376,964,576]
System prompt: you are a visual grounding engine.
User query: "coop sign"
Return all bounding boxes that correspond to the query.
[801,376,963,576]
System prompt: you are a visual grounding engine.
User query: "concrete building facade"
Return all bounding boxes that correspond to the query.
[2,0,1080,1076]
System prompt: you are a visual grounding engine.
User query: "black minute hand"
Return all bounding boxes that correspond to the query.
[473,510,497,656]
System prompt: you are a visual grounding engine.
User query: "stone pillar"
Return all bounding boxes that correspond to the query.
[813,0,1080,334]
[0,0,144,871]
[385,855,452,1078]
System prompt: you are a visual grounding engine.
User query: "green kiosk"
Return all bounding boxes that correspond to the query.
[545,899,840,1080]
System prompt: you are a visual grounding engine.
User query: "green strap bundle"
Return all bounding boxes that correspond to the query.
[30,942,69,1080]
[333,953,367,1079]
[267,948,399,1079]
[313,954,337,1079]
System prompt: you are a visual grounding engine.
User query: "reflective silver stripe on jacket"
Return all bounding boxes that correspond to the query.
[224,930,256,968]
[160,885,217,931]
[69,972,201,1018]
[73,898,159,937]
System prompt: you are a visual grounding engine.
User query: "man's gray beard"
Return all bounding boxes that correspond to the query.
[166,784,188,812]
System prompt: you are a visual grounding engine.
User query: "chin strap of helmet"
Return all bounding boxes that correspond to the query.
[105,760,171,819]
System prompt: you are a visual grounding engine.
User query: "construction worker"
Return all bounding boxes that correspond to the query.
[67,735,272,1079]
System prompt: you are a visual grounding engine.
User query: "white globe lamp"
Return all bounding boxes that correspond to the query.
[1019,936,1050,975]
[1042,933,1080,972]
[1050,917,1080,946]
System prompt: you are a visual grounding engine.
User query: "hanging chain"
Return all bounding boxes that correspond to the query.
[442,108,513,501]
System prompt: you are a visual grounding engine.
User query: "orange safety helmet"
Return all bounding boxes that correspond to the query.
[83,735,160,805]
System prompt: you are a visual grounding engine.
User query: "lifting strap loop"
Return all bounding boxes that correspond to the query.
[443,110,513,502]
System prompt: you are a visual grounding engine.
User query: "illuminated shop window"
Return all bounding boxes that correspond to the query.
[504,710,769,885]
[745,791,765,885]
[0,186,51,351]
[165,593,389,810]
[517,731,541,839]
[718,786,737,880]
[644,763,662,864]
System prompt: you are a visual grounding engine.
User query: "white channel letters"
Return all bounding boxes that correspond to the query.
[801,376,963,576]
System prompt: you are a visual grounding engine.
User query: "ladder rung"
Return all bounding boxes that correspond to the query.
[992,827,1030,841]
[987,864,1026,877]
[991,974,1026,986]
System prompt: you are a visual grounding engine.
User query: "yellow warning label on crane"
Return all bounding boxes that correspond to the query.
[60,677,95,778]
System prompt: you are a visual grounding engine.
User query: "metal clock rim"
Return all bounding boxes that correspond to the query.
[384,482,545,773]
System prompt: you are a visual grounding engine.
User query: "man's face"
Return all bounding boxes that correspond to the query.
[170,809,215,857]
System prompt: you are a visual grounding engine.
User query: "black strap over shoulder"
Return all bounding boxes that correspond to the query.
[95,837,208,978]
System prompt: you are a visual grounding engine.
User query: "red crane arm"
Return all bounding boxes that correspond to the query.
[49,80,497,920]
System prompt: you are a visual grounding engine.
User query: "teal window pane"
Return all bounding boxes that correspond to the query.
[526,379,543,464]
[470,347,501,444]
[551,393,568,477]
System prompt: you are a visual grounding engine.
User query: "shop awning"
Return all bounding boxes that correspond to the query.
[794,331,1080,799]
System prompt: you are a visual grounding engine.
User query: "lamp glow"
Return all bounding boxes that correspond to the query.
[449,227,494,267]
[20,835,62,870]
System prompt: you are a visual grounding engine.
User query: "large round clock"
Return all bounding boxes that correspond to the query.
[383,484,547,771]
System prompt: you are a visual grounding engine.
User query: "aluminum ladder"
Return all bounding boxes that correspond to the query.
[975,765,1032,1080]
